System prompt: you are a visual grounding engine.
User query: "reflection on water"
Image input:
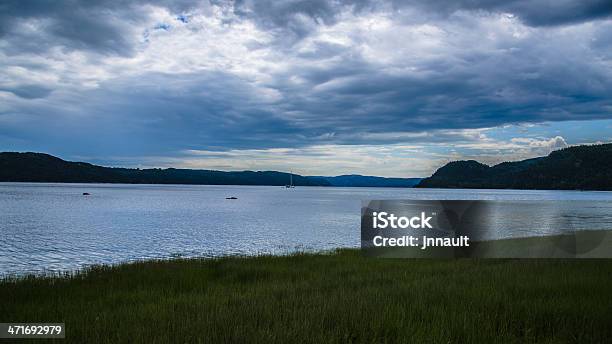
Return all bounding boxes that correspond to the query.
[1,183,612,275]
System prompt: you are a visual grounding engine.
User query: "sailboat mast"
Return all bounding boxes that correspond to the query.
[286,170,295,188]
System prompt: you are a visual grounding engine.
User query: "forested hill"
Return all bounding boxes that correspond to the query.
[0,152,419,187]
[416,143,612,190]
[0,152,329,186]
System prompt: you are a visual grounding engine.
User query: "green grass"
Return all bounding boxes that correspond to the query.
[2,250,612,343]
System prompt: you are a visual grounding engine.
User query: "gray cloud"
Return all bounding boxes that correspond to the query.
[491,0,612,27]
[231,0,612,39]
[2,2,133,55]
[397,0,612,27]
[0,85,52,99]
[0,0,204,56]
[0,71,302,156]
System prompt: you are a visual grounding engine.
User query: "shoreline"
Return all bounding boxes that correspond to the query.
[4,229,612,278]
[3,181,612,192]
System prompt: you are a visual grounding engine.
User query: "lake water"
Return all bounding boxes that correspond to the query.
[2,183,612,276]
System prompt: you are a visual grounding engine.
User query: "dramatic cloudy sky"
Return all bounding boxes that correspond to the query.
[1,0,612,177]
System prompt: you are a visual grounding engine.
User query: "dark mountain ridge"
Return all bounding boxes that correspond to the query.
[0,152,419,187]
[416,143,612,190]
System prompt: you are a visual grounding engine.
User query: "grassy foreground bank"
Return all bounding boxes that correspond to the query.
[2,250,612,343]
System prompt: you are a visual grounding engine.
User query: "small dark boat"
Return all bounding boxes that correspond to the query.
[83,192,91,195]
[226,196,238,200]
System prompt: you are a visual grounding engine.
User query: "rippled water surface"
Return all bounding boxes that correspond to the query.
[2,183,612,275]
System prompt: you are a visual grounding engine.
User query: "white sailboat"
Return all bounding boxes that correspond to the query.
[285,171,295,188]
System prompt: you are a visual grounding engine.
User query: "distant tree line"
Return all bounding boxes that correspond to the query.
[0,152,329,186]
[0,152,420,187]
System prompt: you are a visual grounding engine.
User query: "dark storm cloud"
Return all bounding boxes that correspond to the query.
[231,0,612,37]
[255,29,612,143]
[2,1,131,55]
[0,71,303,156]
[0,0,202,55]
[400,0,612,27]
[0,85,52,99]
[232,0,338,40]
[491,0,612,27]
